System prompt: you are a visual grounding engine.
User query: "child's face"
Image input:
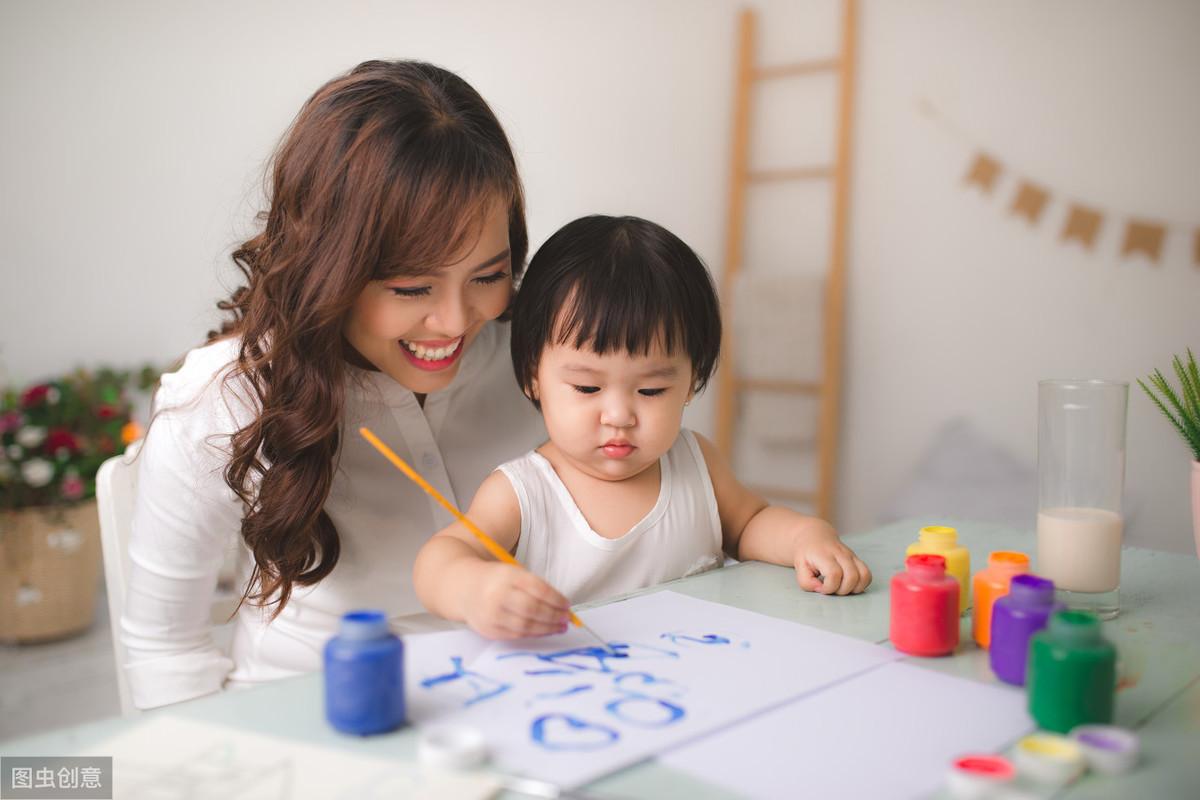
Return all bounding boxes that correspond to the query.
[343,198,513,395]
[532,334,694,482]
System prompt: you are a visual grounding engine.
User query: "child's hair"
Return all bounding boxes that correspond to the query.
[511,215,721,408]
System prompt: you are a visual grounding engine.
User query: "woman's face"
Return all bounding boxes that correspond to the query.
[344,199,512,395]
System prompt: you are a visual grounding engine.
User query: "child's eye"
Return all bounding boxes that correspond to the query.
[473,271,509,286]
[572,385,600,395]
[638,388,667,397]
[390,285,430,297]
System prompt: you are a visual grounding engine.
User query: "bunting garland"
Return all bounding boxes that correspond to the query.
[925,101,1197,269]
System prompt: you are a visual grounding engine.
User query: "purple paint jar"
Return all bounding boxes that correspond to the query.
[989,574,1063,686]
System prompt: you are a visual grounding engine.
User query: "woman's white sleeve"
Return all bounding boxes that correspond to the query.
[119,399,242,709]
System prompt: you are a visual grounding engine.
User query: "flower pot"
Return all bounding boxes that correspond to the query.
[1192,461,1200,562]
[0,501,102,642]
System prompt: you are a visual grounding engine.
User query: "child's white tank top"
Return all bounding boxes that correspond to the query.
[500,429,724,604]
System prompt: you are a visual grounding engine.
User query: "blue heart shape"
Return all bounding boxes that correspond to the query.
[530,713,619,751]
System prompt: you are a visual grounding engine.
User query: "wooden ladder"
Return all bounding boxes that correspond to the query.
[714,1,857,522]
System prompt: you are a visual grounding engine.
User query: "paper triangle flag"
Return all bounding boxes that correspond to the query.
[1121,220,1166,263]
[1010,181,1049,224]
[964,153,1002,194]
[1061,204,1104,249]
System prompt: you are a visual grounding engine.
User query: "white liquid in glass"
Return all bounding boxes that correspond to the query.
[1036,506,1122,593]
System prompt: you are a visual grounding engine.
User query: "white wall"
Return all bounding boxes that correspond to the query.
[844,0,1199,552]
[2,1,1196,551]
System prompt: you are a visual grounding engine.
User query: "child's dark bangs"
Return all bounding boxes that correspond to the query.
[552,271,686,359]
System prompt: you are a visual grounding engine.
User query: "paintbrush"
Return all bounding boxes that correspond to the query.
[359,426,613,654]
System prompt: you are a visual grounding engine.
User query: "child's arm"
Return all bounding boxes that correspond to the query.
[413,471,572,638]
[695,433,872,595]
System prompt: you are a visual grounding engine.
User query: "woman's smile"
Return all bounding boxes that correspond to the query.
[399,336,465,371]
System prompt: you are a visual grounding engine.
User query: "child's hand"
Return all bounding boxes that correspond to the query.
[463,562,573,640]
[792,521,872,595]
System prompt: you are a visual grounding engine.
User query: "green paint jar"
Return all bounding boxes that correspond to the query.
[1027,610,1116,733]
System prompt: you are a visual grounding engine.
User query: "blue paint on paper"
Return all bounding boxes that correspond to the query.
[500,641,679,674]
[531,713,620,751]
[419,656,511,707]
[530,684,594,704]
[605,695,686,727]
[660,632,732,646]
[613,671,684,698]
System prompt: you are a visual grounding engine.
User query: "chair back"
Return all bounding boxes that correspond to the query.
[95,442,142,716]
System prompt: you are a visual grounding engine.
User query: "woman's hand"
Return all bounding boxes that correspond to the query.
[791,520,872,596]
[463,563,573,639]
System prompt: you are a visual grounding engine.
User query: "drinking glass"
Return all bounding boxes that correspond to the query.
[1037,379,1128,620]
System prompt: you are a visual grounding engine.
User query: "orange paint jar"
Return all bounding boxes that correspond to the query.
[972,551,1031,648]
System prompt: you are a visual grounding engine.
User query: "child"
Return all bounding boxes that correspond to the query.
[413,215,872,639]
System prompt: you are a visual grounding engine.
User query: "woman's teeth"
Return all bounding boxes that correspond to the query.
[402,338,461,361]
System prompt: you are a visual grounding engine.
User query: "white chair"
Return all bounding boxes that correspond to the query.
[96,443,240,716]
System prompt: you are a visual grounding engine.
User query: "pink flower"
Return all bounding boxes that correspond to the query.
[61,474,85,501]
[0,411,24,434]
[20,385,51,408]
[45,428,80,455]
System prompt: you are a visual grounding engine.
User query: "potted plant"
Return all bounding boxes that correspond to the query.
[0,367,150,641]
[1137,349,1200,560]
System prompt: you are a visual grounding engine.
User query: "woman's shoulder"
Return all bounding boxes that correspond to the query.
[154,336,258,428]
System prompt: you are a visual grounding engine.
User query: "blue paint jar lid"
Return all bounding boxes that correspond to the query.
[339,609,389,640]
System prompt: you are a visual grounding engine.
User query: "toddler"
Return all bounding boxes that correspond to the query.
[413,215,871,639]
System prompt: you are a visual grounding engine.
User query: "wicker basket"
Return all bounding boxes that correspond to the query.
[0,501,102,643]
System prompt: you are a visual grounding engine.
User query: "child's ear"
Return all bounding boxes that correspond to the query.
[528,377,540,403]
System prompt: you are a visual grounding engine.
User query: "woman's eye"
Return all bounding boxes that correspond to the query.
[473,271,509,286]
[389,286,430,297]
[572,385,600,395]
[638,388,667,397]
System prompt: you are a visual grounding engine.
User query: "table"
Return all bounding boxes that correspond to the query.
[4,520,1198,798]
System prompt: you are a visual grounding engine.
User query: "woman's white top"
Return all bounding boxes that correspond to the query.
[120,321,545,710]
[503,429,724,604]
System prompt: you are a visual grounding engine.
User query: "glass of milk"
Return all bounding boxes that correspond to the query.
[1037,379,1128,620]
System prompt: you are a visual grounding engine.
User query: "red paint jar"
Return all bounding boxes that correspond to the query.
[890,554,960,656]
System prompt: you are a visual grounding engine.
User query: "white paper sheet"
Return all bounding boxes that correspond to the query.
[660,661,1035,799]
[78,716,499,800]
[406,590,902,788]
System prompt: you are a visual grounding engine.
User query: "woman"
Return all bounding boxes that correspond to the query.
[120,60,545,709]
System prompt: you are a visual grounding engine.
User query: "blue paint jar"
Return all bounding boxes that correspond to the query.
[324,609,405,735]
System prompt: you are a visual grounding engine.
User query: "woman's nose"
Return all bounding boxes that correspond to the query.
[426,290,470,336]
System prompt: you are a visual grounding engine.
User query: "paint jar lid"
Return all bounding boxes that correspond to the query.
[1014,733,1086,786]
[945,754,1015,799]
[919,525,959,547]
[1047,609,1103,642]
[418,725,490,769]
[987,550,1030,571]
[339,609,389,640]
[906,553,948,580]
[1008,574,1056,605]
[1069,725,1139,775]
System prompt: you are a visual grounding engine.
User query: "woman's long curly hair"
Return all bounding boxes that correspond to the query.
[214,60,528,617]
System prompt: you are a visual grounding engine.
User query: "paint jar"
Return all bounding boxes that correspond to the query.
[1037,379,1128,620]
[906,526,970,614]
[890,554,960,657]
[990,574,1062,686]
[324,609,406,735]
[971,551,1030,649]
[1028,609,1116,733]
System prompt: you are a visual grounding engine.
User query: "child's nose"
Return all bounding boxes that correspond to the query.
[600,402,636,429]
